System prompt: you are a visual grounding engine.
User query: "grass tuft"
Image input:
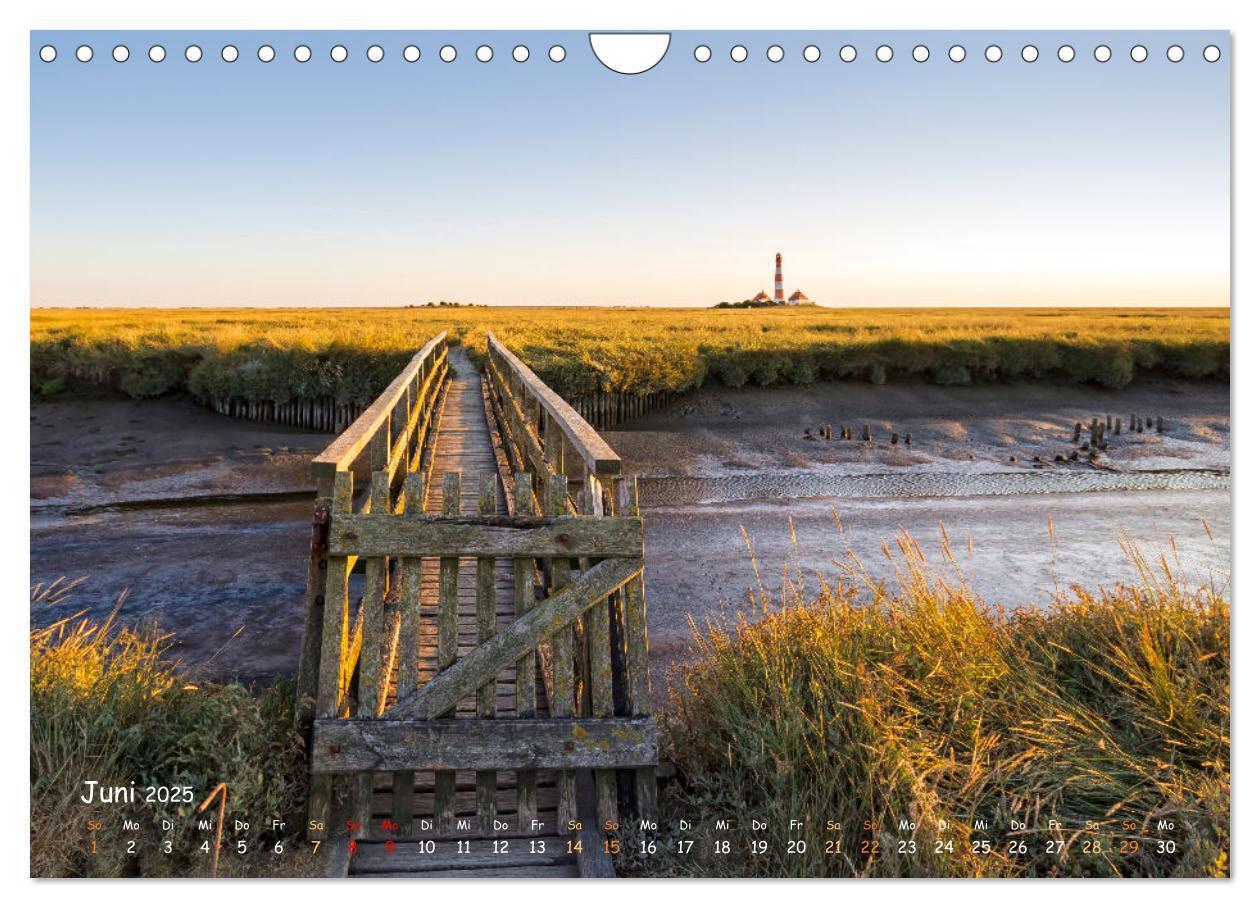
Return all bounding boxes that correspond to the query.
[30,583,309,878]
[629,531,1229,878]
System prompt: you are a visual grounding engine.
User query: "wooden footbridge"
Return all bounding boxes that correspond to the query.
[294,332,655,878]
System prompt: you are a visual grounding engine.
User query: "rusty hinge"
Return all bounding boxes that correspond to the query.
[310,505,331,556]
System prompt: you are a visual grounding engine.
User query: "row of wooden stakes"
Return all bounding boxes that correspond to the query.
[806,424,913,445]
[1074,414,1165,448]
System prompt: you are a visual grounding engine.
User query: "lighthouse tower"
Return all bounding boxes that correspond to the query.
[774,252,784,303]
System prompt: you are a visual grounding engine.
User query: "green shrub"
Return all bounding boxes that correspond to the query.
[31,307,1229,405]
[933,362,971,385]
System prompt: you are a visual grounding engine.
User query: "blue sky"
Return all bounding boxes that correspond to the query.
[30,30,1229,307]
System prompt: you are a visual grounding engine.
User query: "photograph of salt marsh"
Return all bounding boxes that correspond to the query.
[29,28,1230,877]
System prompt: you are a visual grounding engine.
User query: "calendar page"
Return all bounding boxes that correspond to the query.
[26,22,1231,884]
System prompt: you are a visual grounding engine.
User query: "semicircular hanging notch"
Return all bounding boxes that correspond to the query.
[588,32,671,74]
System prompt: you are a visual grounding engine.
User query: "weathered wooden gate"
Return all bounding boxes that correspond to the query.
[295,330,656,877]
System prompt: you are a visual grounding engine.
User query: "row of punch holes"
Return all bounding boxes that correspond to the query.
[38,42,1222,65]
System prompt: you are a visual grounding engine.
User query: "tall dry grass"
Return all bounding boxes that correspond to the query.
[30,579,307,877]
[626,528,1229,878]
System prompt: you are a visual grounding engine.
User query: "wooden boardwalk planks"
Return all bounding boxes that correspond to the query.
[346,346,576,878]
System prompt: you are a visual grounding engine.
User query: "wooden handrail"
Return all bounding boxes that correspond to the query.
[313,331,447,483]
[486,330,621,475]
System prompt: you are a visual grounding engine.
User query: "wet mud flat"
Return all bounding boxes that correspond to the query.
[32,498,315,683]
[31,394,334,682]
[30,385,1231,690]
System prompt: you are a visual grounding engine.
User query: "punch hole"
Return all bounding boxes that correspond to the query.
[185,45,202,63]
[1204,45,1221,62]
[589,33,668,73]
[694,45,711,62]
[1021,45,1038,63]
[876,45,893,62]
[1094,45,1111,63]
[330,45,348,63]
[1057,45,1075,63]
[912,45,929,62]
[39,45,56,63]
[367,45,385,63]
[985,45,1002,62]
[949,45,966,62]
[477,45,493,62]
[549,45,566,63]
[767,45,784,62]
[149,45,165,63]
[404,45,421,63]
[730,45,747,63]
[258,45,276,63]
[803,45,821,63]
[440,45,456,62]
[112,45,129,63]
[839,45,857,62]
[76,45,93,63]
[1131,45,1148,62]
[294,45,312,63]
[512,45,529,62]
[1167,45,1184,63]
[221,45,239,63]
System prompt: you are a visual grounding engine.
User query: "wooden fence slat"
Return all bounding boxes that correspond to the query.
[475,475,498,837]
[546,473,578,834]
[435,472,461,836]
[353,471,390,835]
[590,472,618,828]
[392,472,425,836]
[617,476,656,821]
[513,473,538,831]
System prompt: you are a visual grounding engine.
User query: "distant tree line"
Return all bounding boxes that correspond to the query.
[407,301,486,308]
[714,299,782,309]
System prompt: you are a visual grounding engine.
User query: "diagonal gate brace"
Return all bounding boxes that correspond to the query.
[384,556,643,721]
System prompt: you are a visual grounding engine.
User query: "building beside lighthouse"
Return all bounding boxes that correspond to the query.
[717,253,817,307]
[749,252,813,306]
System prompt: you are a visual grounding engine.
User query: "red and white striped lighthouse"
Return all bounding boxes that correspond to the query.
[773,252,784,303]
